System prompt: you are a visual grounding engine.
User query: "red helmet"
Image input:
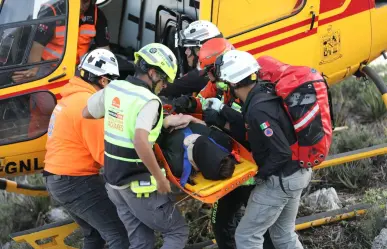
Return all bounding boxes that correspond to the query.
[198,38,234,71]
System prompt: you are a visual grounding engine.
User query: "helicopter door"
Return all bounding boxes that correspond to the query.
[316,0,372,82]
[213,0,320,67]
[0,0,73,176]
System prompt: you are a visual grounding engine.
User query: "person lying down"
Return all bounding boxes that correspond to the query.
[158,117,239,187]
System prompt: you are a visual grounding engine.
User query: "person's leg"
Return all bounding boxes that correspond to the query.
[114,187,189,249]
[234,178,288,249]
[46,175,129,249]
[105,184,155,249]
[268,169,312,249]
[211,186,252,249]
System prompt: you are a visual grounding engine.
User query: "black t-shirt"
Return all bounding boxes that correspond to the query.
[157,123,232,177]
[35,1,109,47]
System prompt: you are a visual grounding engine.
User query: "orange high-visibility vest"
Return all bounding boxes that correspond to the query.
[41,4,98,65]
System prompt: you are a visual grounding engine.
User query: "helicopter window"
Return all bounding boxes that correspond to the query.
[0,0,67,89]
[217,0,305,38]
[0,91,56,146]
[375,0,387,8]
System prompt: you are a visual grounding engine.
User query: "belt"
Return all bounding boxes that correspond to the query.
[273,161,300,178]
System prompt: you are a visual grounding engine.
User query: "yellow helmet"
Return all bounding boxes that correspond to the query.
[134,43,178,83]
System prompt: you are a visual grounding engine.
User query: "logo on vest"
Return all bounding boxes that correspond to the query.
[81,16,93,23]
[112,97,120,108]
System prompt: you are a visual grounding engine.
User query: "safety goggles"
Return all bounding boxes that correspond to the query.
[214,54,224,82]
[155,70,168,83]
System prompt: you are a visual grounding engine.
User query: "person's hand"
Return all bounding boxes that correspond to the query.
[202,98,224,112]
[157,176,171,194]
[203,109,227,128]
[12,68,39,82]
[172,95,192,113]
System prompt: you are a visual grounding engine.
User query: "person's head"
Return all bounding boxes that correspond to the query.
[214,50,261,101]
[198,38,234,91]
[218,155,237,179]
[134,43,178,94]
[80,0,95,15]
[193,136,237,180]
[78,48,120,89]
[179,20,222,68]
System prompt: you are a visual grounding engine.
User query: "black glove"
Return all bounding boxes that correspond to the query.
[203,109,227,128]
[172,95,196,113]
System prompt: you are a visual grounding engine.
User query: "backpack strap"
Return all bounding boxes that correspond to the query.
[181,128,194,187]
[321,73,336,131]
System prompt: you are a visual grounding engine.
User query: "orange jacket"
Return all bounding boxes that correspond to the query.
[42,4,98,65]
[44,77,104,176]
[193,81,240,113]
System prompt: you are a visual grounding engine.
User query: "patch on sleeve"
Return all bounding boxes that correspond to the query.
[264,128,273,137]
[260,121,270,130]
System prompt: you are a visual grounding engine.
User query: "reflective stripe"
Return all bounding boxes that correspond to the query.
[105,140,140,160]
[80,30,96,35]
[158,48,173,69]
[187,29,210,40]
[105,131,132,143]
[56,31,65,36]
[140,49,158,64]
[108,84,151,102]
[44,47,62,58]
[104,151,142,163]
[294,104,320,130]
[229,67,254,82]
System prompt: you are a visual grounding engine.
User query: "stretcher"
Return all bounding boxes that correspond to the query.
[154,138,258,204]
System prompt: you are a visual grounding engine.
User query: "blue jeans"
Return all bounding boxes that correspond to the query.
[45,174,129,249]
[235,168,312,249]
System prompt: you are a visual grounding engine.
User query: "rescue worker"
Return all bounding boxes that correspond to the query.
[172,37,275,249]
[171,38,247,145]
[82,43,189,249]
[214,50,312,249]
[159,20,223,98]
[12,0,110,82]
[43,48,129,249]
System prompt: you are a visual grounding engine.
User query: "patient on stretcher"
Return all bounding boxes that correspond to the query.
[157,122,238,186]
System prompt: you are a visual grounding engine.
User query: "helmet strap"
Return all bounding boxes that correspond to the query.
[147,71,159,93]
[80,69,105,89]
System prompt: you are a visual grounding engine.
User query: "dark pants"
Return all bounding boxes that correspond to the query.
[105,184,189,249]
[45,174,130,249]
[211,185,275,249]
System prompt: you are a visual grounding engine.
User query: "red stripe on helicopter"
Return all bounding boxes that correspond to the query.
[246,28,317,55]
[0,80,68,100]
[319,0,371,25]
[233,18,318,48]
[320,0,346,14]
[234,0,371,53]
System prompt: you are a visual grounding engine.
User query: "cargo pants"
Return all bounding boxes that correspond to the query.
[105,184,189,249]
[45,174,130,249]
[235,168,312,249]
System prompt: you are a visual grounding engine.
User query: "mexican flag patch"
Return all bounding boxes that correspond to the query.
[260,121,270,130]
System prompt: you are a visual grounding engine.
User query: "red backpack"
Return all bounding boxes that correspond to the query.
[257,56,334,168]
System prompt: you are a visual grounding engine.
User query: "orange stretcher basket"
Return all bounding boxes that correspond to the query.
[154,138,258,204]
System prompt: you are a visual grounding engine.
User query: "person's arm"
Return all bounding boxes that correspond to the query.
[134,100,171,193]
[82,89,105,119]
[250,108,292,179]
[220,105,246,143]
[94,9,110,49]
[80,117,105,166]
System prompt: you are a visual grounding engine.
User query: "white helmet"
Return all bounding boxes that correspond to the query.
[214,50,260,84]
[179,20,222,47]
[78,48,120,79]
